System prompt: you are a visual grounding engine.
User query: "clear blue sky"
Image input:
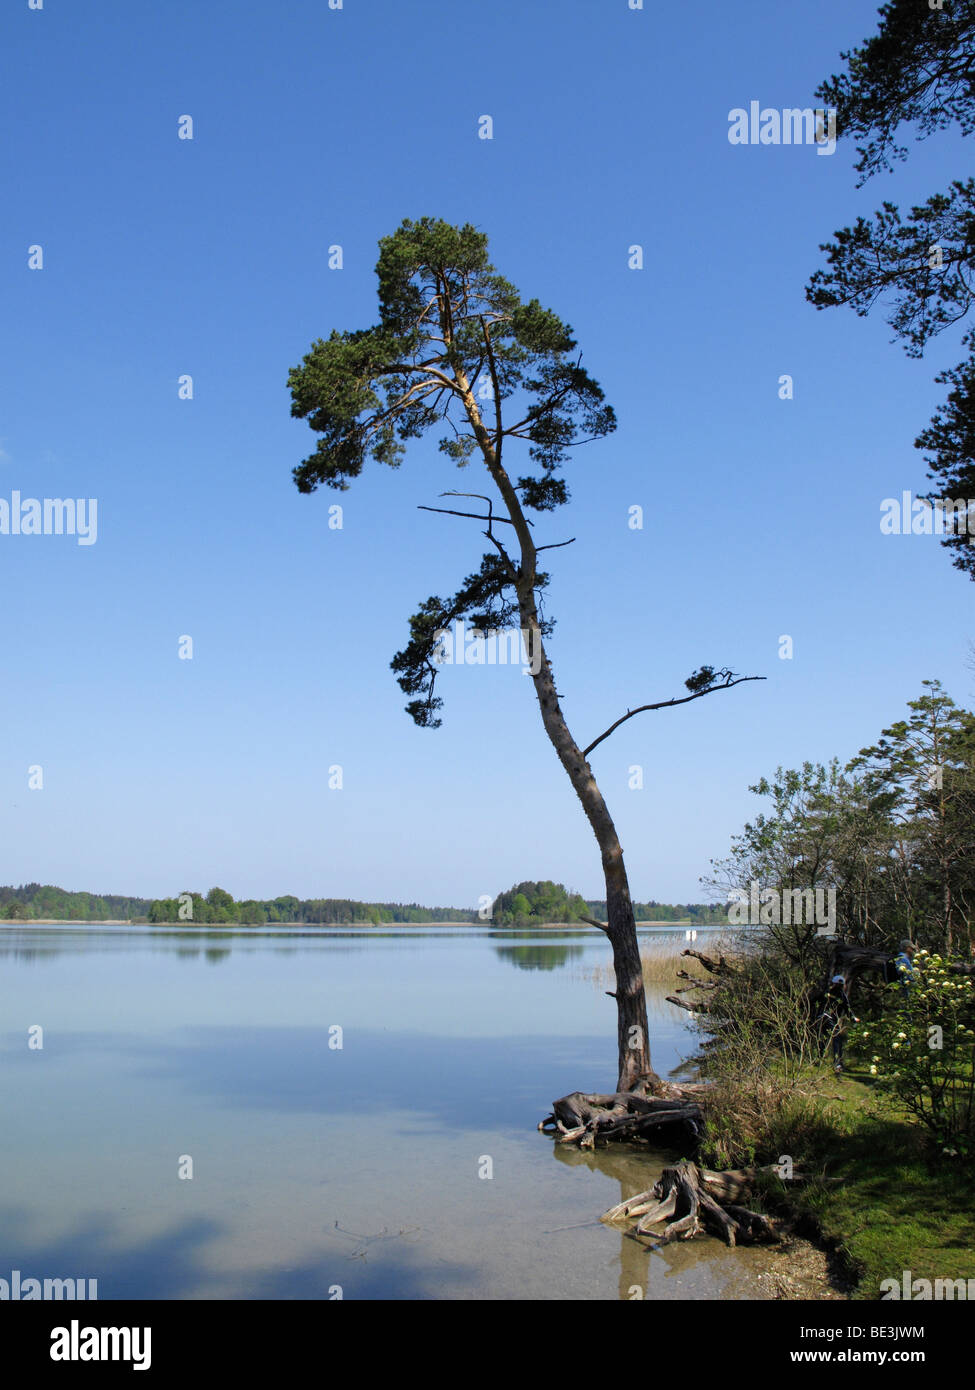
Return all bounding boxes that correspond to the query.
[2,0,972,908]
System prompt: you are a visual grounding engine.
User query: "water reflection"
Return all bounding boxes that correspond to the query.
[494,944,584,971]
[0,923,769,1299]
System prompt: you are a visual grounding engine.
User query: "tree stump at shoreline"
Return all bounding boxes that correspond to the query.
[538,1089,704,1149]
[600,1160,781,1249]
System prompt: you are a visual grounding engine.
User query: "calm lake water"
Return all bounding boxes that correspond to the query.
[0,923,773,1300]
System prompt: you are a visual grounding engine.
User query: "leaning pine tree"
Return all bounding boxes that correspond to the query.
[288,219,765,1192]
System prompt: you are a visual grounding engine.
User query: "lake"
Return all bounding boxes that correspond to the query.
[0,922,776,1300]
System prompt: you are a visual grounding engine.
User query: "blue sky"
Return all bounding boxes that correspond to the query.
[1,0,972,908]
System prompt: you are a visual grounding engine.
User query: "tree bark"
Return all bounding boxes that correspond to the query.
[452,343,656,1093]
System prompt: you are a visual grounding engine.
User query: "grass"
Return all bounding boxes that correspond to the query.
[580,949,684,988]
[702,1058,975,1297]
[586,934,974,1297]
[788,1067,975,1297]
[581,935,739,989]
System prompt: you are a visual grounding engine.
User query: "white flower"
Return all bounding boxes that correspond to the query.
[869,1065,878,1075]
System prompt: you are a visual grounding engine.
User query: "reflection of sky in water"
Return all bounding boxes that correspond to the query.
[0,925,767,1299]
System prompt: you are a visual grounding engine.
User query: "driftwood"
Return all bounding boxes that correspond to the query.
[601,1160,780,1248]
[680,948,736,977]
[675,972,720,990]
[538,1091,703,1149]
[549,935,969,1251]
[665,956,732,1015]
[666,994,701,1014]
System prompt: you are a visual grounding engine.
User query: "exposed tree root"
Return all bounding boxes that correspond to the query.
[538,1091,703,1150]
[601,1160,781,1249]
[542,1079,790,1247]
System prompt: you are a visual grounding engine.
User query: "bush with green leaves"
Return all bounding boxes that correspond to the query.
[849,951,975,1158]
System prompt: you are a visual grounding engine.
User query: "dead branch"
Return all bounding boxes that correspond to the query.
[583,675,766,759]
[681,948,736,977]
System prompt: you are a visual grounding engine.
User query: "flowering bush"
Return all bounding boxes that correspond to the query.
[849,951,975,1158]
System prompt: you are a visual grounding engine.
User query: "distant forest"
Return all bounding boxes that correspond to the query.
[482,881,726,927]
[1,883,152,921]
[0,884,475,925]
[1,881,726,926]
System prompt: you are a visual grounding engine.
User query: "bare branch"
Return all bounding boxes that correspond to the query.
[484,529,517,581]
[417,505,517,525]
[583,676,766,759]
[417,491,535,529]
[444,491,518,575]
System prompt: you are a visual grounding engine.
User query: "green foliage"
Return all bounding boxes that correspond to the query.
[491,880,590,926]
[288,216,615,498]
[807,183,975,357]
[705,683,975,958]
[915,351,975,579]
[0,883,153,921]
[2,881,731,930]
[809,4,975,578]
[287,216,616,726]
[815,1,975,182]
[684,664,732,695]
[388,553,547,729]
[143,892,477,925]
[850,952,975,1157]
[585,898,726,924]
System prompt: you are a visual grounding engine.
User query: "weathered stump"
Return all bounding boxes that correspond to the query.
[601,1160,780,1249]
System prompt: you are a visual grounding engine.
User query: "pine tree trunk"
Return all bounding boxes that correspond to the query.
[515,582,655,1093]
[456,363,656,1092]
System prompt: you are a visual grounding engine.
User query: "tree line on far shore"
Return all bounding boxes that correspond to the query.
[0,880,725,928]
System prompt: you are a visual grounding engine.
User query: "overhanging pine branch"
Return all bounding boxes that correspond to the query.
[583,675,766,759]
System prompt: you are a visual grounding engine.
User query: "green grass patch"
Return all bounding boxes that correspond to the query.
[700,1061,975,1296]
[794,1068,975,1297]
[723,1061,973,1301]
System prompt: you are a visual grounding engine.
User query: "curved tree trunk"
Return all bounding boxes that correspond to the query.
[517,597,654,1092]
[455,363,656,1093]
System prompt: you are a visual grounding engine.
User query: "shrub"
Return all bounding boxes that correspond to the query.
[849,951,975,1158]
